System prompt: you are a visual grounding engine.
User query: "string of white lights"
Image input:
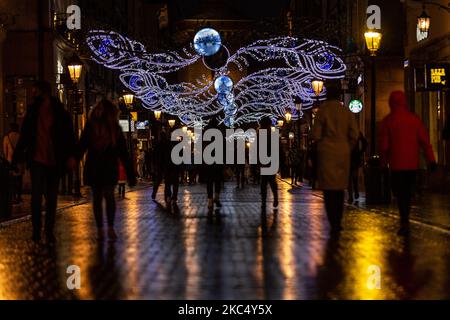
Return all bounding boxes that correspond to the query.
[86,29,346,128]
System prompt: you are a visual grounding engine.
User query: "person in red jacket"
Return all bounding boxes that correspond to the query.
[379,91,437,235]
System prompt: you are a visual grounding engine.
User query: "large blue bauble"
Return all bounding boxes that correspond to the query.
[217,92,234,107]
[224,103,237,116]
[193,28,222,57]
[224,117,235,128]
[214,76,233,94]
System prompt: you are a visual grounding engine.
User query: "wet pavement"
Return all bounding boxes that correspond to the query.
[0,181,448,300]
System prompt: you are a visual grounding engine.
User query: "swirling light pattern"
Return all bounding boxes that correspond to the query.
[86,29,346,127]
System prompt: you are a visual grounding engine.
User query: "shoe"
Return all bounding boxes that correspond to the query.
[46,233,56,244]
[397,225,410,236]
[273,199,279,210]
[107,227,118,240]
[97,228,105,241]
[214,195,222,208]
[354,193,360,200]
[32,232,41,243]
[208,198,214,210]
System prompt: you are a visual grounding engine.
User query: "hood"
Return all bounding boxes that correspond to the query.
[389,91,408,112]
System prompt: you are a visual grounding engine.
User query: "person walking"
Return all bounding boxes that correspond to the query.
[379,91,437,235]
[259,117,279,211]
[348,132,368,203]
[12,81,76,243]
[137,149,145,180]
[76,99,136,241]
[311,81,359,233]
[203,118,224,211]
[151,131,168,200]
[118,160,127,198]
[3,123,24,203]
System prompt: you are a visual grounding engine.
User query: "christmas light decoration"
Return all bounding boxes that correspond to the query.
[86,29,346,128]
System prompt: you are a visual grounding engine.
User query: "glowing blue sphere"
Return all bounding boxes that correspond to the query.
[193,28,222,57]
[214,76,233,94]
[217,92,234,107]
[224,117,235,128]
[224,104,237,116]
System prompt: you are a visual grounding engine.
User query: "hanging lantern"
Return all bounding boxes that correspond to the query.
[154,110,162,120]
[417,10,431,33]
[285,111,292,123]
[67,54,83,83]
[168,119,176,128]
[311,80,324,97]
[364,30,382,56]
[277,120,284,128]
[123,93,135,106]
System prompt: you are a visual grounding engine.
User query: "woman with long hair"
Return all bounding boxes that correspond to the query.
[76,99,136,240]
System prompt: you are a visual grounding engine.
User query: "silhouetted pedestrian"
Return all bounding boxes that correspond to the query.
[151,131,167,200]
[259,117,279,210]
[76,99,136,241]
[311,80,358,233]
[379,91,437,236]
[3,122,23,203]
[12,81,76,243]
[348,132,368,203]
[203,118,224,210]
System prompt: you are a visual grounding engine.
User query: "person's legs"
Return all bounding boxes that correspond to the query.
[172,171,179,202]
[260,175,268,205]
[103,185,117,239]
[92,186,104,229]
[347,170,354,202]
[353,168,360,199]
[30,163,45,240]
[268,175,278,208]
[44,167,59,241]
[323,190,344,231]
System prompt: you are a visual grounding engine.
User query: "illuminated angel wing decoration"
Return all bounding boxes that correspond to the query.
[86,29,346,128]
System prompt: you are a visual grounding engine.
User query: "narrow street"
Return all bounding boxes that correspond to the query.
[0,182,448,300]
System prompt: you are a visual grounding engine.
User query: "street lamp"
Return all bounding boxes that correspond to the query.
[311,80,324,97]
[168,119,176,128]
[364,29,382,156]
[123,94,135,106]
[68,54,83,83]
[364,30,382,57]
[123,93,135,153]
[417,10,431,33]
[277,120,284,128]
[67,54,83,198]
[154,110,162,121]
[285,111,292,123]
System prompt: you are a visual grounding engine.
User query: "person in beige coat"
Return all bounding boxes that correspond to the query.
[311,81,359,233]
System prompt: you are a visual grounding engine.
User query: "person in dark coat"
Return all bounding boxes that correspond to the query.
[76,99,136,241]
[348,132,368,203]
[259,116,279,210]
[379,91,437,235]
[12,81,76,243]
[203,117,224,210]
[151,131,168,200]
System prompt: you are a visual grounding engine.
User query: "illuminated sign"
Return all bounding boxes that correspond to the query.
[349,100,363,114]
[136,120,149,130]
[426,64,449,91]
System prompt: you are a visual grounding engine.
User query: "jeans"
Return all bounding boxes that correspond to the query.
[30,162,59,236]
[391,171,417,224]
[323,190,345,229]
[261,175,278,203]
[92,185,116,228]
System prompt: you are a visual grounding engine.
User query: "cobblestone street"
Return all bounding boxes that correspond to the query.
[0,181,448,300]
